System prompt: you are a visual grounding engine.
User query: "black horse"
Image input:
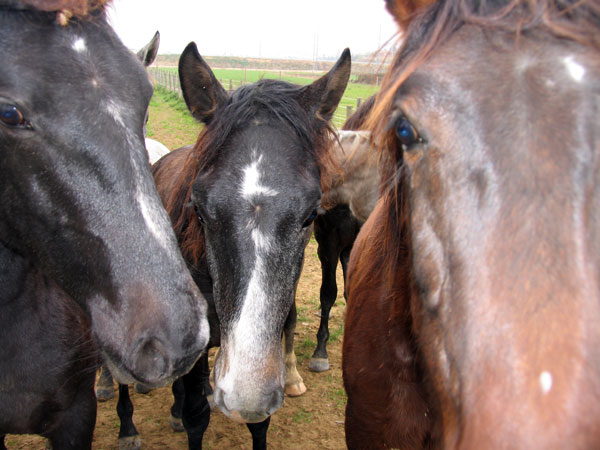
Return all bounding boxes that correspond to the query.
[309,96,377,372]
[0,2,209,448]
[116,44,349,450]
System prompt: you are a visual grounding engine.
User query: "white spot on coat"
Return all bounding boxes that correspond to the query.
[72,37,87,53]
[563,56,585,82]
[540,371,553,394]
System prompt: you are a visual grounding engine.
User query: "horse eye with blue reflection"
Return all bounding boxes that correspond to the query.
[395,117,421,148]
[0,104,28,129]
[302,210,318,228]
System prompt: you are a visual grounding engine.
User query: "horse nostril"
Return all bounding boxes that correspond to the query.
[132,337,169,385]
[266,389,283,416]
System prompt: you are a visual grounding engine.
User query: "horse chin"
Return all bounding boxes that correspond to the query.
[220,406,270,425]
[101,353,173,389]
[212,385,277,424]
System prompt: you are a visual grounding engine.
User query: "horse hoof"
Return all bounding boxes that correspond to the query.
[134,383,152,394]
[96,386,116,402]
[309,358,330,372]
[119,435,141,450]
[285,381,307,397]
[169,414,185,432]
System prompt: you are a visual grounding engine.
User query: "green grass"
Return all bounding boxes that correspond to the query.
[325,387,348,410]
[328,322,344,343]
[296,305,309,322]
[292,408,314,424]
[153,67,378,128]
[147,86,201,147]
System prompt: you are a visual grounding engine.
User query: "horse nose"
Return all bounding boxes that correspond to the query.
[131,337,169,385]
[216,381,284,424]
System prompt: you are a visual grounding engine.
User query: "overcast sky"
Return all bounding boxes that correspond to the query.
[107,0,399,60]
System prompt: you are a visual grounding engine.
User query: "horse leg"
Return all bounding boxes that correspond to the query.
[46,385,96,450]
[246,416,271,450]
[169,377,185,432]
[340,244,352,299]
[309,236,339,372]
[181,354,211,450]
[96,363,116,402]
[283,303,307,397]
[116,384,140,450]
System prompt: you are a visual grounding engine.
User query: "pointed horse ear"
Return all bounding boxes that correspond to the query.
[178,42,228,124]
[137,31,160,67]
[298,48,351,122]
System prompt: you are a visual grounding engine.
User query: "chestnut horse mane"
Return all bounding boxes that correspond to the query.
[163,79,339,265]
[363,0,600,286]
[1,0,110,16]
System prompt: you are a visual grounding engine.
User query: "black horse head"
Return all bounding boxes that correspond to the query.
[178,43,350,423]
[0,2,208,386]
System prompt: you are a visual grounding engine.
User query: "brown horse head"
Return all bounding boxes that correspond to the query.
[344,0,600,448]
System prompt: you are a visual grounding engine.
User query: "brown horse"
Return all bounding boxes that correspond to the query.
[342,0,600,448]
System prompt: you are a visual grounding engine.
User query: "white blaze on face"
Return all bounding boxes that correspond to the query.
[220,155,280,389]
[101,97,174,252]
[563,56,585,83]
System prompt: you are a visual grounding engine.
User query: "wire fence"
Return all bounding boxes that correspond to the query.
[148,67,367,128]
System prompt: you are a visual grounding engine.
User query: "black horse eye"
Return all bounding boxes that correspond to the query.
[395,117,420,148]
[302,209,318,228]
[0,103,29,129]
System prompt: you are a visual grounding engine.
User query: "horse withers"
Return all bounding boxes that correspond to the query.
[150,44,350,448]
[0,1,209,441]
[343,0,600,448]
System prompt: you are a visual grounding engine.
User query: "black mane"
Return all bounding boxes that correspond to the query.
[194,78,335,176]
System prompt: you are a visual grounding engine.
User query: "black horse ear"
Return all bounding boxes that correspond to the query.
[137,31,160,67]
[297,48,351,122]
[179,42,228,124]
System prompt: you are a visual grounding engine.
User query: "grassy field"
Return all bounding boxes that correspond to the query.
[151,67,378,128]
[146,87,201,148]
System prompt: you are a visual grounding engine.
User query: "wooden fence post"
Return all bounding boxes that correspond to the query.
[357,98,362,108]
[346,105,354,119]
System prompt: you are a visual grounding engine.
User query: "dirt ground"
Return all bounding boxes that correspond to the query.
[4,239,348,450]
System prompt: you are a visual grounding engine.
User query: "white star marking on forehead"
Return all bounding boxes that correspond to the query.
[240,154,278,200]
